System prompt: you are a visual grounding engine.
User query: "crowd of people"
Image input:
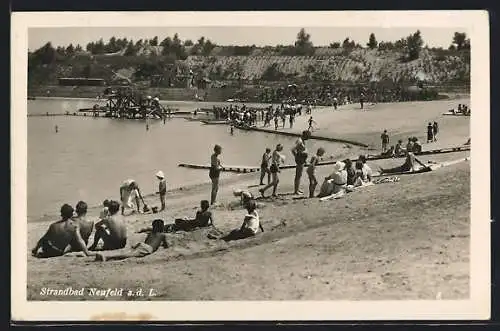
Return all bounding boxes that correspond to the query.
[258,83,438,106]
[210,102,312,129]
[378,120,440,159]
[450,104,471,116]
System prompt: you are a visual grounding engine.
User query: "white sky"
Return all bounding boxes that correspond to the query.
[29,26,465,51]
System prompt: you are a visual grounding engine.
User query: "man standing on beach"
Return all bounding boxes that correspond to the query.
[433,121,439,142]
[209,144,223,205]
[381,130,389,153]
[120,179,146,215]
[291,131,310,195]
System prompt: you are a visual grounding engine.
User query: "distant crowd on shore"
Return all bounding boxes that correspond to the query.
[258,83,438,106]
[211,102,313,129]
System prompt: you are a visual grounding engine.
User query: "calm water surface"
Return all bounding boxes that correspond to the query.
[27,99,343,220]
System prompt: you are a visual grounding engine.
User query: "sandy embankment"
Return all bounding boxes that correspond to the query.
[27,98,471,301]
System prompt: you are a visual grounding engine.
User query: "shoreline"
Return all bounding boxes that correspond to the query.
[27,96,471,301]
[26,97,470,222]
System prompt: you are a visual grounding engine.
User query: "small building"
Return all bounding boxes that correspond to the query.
[58,77,106,86]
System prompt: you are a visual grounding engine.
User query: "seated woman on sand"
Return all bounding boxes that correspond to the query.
[394,140,404,156]
[352,160,371,187]
[96,219,169,262]
[32,204,95,258]
[221,200,263,242]
[380,151,429,174]
[89,200,128,251]
[317,161,348,198]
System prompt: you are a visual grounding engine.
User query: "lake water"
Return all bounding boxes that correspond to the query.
[27,98,344,220]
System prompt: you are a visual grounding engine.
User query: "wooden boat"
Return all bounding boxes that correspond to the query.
[442,111,470,116]
[201,120,229,125]
[367,145,470,161]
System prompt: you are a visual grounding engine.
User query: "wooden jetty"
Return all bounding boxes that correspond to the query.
[178,145,469,174]
[234,125,369,147]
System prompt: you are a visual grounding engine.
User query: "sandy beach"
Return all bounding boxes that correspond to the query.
[27,97,470,301]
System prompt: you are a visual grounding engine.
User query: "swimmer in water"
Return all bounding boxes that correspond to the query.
[55,125,59,133]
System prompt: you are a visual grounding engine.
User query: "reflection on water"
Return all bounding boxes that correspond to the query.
[27,99,344,220]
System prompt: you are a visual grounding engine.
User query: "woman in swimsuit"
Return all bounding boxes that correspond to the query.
[259,144,285,198]
[209,145,223,205]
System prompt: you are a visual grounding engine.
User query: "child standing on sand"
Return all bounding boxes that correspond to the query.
[95,219,169,262]
[156,171,167,211]
[307,147,325,198]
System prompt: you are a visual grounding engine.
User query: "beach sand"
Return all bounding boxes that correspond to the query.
[27,97,470,300]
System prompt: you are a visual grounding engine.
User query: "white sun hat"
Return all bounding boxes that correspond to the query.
[156,171,165,179]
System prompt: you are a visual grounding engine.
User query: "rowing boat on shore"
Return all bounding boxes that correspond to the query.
[367,145,470,161]
[201,120,229,125]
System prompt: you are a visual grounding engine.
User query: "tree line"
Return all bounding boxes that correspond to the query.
[29,29,471,66]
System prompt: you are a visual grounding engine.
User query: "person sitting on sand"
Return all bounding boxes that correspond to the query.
[406,137,414,153]
[32,204,95,258]
[100,199,110,220]
[221,200,263,242]
[318,161,348,198]
[69,201,94,251]
[412,137,423,154]
[394,139,404,156]
[89,200,127,251]
[353,160,373,187]
[344,159,356,186]
[381,145,395,157]
[234,189,254,206]
[259,144,286,198]
[380,151,428,174]
[307,147,326,198]
[120,179,146,215]
[95,219,169,262]
[139,200,215,233]
[358,155,373,183]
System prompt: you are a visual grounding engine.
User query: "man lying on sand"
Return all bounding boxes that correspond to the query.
[89,200,128,251]
[380,151,429,174]
[95,219,169,262]
[32,204,95,258]
[221,200,263,242]
[137,200,215,233]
